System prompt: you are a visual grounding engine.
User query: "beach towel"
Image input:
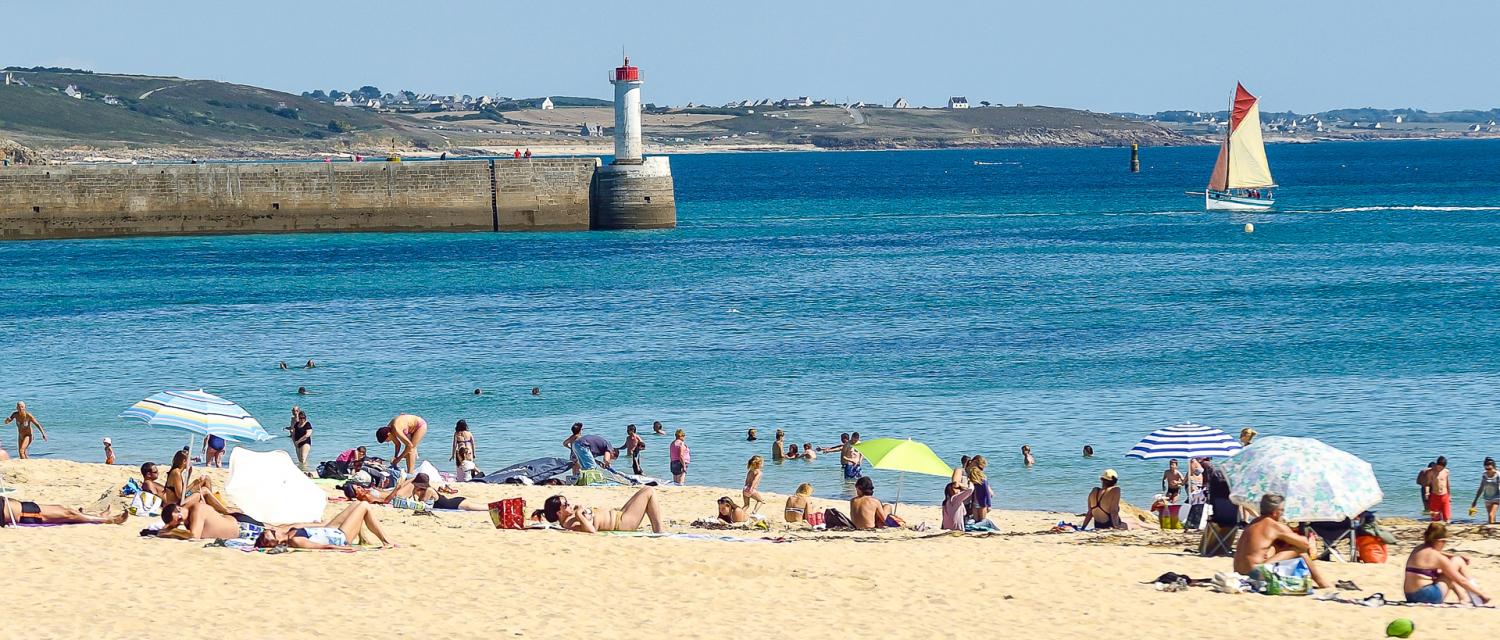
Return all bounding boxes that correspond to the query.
[225,448,327,524]
[129,492,163,517]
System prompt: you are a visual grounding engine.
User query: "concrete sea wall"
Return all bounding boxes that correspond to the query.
[0,158,611,240]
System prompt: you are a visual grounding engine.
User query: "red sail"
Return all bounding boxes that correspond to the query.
[1207,140,1230,191]
[1229,83,1258,133]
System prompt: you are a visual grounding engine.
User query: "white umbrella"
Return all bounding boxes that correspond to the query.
[1217,436,1383,522]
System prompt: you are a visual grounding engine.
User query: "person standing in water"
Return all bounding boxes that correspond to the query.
[771,429,787,461]
[669,429,690,484]
[623,424,645,475]
[289,408,313,472]
[5,402,47,459]
[840,432,864,479]
[376,414,428,474]
[1428,456,1452,522]
[652,420,664,436]
[1021,445,1035,467]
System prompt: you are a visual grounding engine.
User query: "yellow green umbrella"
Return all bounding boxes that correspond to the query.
[853,438,954,511]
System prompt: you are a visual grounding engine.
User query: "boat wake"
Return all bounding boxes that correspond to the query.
[1311,205,1500,214]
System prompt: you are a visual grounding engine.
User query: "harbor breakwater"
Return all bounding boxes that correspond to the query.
[0,157,675,239]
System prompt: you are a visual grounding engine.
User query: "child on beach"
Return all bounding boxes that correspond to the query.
[785,483,813,523]
[742,455,766,510]
[968,456,993,523]
[451,420,480,481]
[103,438,114,465]
[801,443,816,460]
[623,424,645,475]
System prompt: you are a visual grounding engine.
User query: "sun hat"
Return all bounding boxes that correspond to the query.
[1100,469,1118,481]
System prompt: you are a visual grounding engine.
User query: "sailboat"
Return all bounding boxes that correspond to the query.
[1202,83,1275,211]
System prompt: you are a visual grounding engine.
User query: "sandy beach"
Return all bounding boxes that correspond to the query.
[3,458,1497,639]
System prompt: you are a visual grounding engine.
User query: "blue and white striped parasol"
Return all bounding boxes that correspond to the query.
[1126,423,1242,460]
[120,389,271,443]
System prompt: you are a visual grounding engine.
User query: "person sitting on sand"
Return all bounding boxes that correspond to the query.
[742,455,766,510]
[377,414,428,474]
[850,476,891,530]
[138,462,168,500]
[541,486,665,534]
[255,502,393,550]
[164,449,214,505]
[1,496,128,527]
[718,496,750,524]
[6,401,47,459]
[1080,469,1123,531]
[1232,494,1332,589]
[942,474,974,531]
[155,494,262,540]
[785,483,814,523]
[771,430,787,461]
[1404,521,1489,605]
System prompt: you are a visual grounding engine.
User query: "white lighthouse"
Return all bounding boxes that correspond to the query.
[610,56,644,164]
[592,55,675,229]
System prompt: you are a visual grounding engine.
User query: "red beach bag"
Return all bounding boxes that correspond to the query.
[488,498,526,529]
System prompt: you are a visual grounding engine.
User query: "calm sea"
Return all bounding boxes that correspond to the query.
[3,140,1498,515]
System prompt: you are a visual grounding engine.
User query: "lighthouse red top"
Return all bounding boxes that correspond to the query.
[613,56,640,82]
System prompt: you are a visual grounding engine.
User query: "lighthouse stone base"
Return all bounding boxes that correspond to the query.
[590,156,676,229]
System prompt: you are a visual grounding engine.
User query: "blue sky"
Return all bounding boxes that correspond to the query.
[3,0,1496,113]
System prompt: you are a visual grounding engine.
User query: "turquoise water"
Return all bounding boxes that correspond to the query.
[3,140,1498,514]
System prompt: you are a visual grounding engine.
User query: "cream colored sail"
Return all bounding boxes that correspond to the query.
[1226,100,1274,189]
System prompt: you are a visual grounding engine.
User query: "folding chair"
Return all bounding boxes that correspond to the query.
[1305,519,1357,562]
[1199,522,1238,557]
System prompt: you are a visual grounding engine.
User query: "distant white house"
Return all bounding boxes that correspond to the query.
[334,95,357,107]
[365,99,382,109]
[1393,115,1404,124]
[540,97,555,110]
[102,95,122,106]
[63,84,83,99]
[947,96,969,109]
[892,97,909,109]
[1470,124,1483,132]
[2,71,13,86]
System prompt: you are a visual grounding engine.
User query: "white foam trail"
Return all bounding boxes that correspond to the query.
[1310,205,1500,213]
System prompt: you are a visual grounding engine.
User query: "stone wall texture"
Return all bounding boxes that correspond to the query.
[0,158,602,239]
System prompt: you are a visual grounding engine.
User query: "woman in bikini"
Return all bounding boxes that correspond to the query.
[1081,469,1123,530]
[164,449,213,505]
[784,483,813,523]
[1,496,128,526]
[377,414,428,474]
[718,496,750,523]
[1404,522,1489,604]
[5,401,47,459]
[254,502,394,549]
[541,486,664,534]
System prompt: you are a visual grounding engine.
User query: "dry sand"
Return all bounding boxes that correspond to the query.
[3,458,1497,639]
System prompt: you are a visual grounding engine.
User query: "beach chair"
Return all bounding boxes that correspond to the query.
[1199,523,1238,557]
[1304,519,1357,562]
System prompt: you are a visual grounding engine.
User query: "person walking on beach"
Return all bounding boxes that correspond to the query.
[1162,459,1185,503]
[289,408,313,472]
[1428,456,1452,522]
[1471,457,1500,524]
[6,402,47,459]
[623,424,645,475]
[669,429,689,484]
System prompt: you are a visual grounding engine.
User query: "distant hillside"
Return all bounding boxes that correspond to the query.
[0,70,402,146]
[696,105,1188,149]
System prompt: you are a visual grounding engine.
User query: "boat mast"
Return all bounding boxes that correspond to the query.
[1222,85,1235,194]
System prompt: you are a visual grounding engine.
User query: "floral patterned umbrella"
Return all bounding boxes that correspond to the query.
[1217,436,1383,522]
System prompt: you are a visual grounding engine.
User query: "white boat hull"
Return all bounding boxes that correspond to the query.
[1205,191,1274,211]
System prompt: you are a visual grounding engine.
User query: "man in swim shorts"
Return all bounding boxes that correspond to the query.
[841,432,864,479]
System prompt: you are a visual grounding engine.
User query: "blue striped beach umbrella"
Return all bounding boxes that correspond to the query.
[1126,423,1242,460]
[120,389,271,443]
